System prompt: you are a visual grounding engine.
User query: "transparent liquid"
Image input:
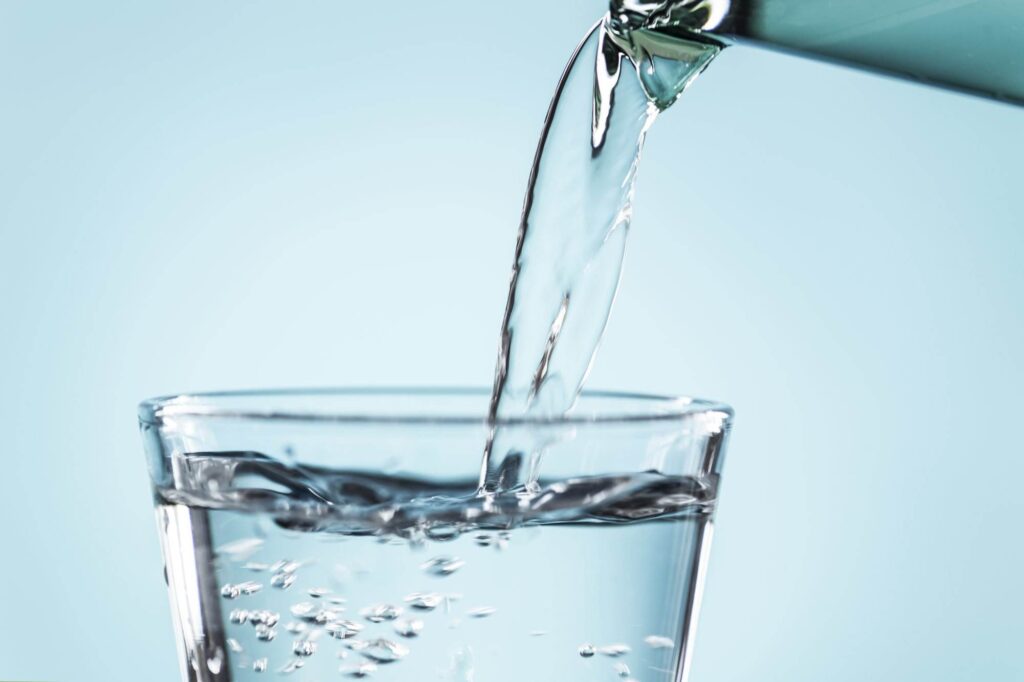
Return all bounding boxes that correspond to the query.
[156,453,717,681]
[481,14,718,490]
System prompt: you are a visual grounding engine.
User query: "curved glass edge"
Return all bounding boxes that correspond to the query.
[137,386,733,428]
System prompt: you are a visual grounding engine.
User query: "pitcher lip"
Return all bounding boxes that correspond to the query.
[138,386,733,428]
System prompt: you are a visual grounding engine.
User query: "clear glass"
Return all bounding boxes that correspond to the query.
[139,388,733,682]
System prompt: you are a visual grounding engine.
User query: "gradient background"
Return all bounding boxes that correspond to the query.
[1,2,1021,681]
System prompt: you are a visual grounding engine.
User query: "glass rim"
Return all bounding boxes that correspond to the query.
[138,386,733,427]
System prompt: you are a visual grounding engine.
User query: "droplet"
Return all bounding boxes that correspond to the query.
[226,638,243,654]
[278,658,304,674]
[308,587,331,598]
[244,561,271,571]
[255,624,276,642]
[252,657,267,673]
[405,592,443,611]
[614,662,631,677]
[271,572,297,590]
[229,609,249,624]
[238,581,262,595]
[360,604,402,623]
[326,620,364,640]
[327,596,348,606]
[644,634,674,649]
[473,533,493,547]
[290,602,317,618]
[393,618,424,638]
[598,644,631,657]
[467,606,496,618]
[292,640,317,657]
[421,556,465,576]
[340,662,378,678]
[579,644,596,658]
[359,638,410,663]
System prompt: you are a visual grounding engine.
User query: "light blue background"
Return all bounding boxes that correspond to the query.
[1,2,1021,681]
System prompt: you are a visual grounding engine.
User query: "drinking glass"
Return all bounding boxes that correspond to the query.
[139,387,732,681]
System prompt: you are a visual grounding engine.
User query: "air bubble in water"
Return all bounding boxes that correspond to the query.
[252,658,267,673]
[285,621,306,633]
[467,606,496,618]
[326,620,364,640]
[238,581,262,595]
[579,644,596,657]
[473,533,493,547]
[290,602,316,618]
[227,638,243,653]
[360,604,402,623]
[529,630,547,636]
[614,662,631,677]
[244,561,271,571]
[405,592,443,611]
[599,644,631,657]
[425,524,460,541]
[292,640,317,657]
[271,572,296,590]
[255,624,276,642]
[393,618,424,638]
[249,610,280,627]
[359,638,409,663]
[340,662,377,678]
[220,584,241,599]
[278,658,304,674]
[644,635,674,649]
[308,587,331,598]
[229,609,249,624]
[216,538,264,561]
[421,556,465,576]
[206,648,223,674]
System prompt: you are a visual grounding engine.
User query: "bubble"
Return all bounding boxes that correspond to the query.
[359,638,410,663]
[346,639,370,651]
[614,662,631,677]
[271,560,303,574]
[326,620,365,640]
[226,638,243,654]
[238,581,262,595]
[529,630,547,636]
[473,533,493,547]
[220,584,241,599]
[255,624,276,642]
[340,662,378,678]
[292,640,317,657]
[425,524,460,541]
[327,596,348,606]
[578,644,596,658]
[598,644,631,657]
[244,561,271,571]
[277,658,304,674]
[644,635,674,649]
[404,592,443,611]
[308,587,331,598]
[467,606,496,618]
[249,610,280,627]
[216,538,264,561]
[420,556,465,576]
[290,602,317,618]
[360,604,402,623]
[228,609,249,624]
[393,618,424,638]
[270,572,297,590]
[206,648,223,674]
[252,658,268,673]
